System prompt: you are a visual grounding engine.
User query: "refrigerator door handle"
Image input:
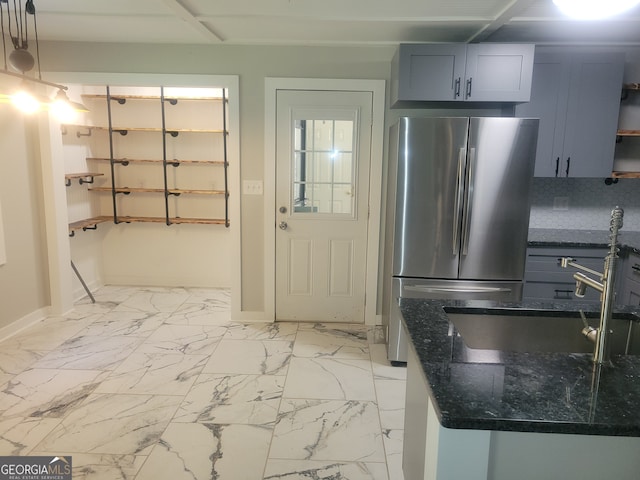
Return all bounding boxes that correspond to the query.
[452,147,467,255]
[460,147,476,256]
[405,285,513,294]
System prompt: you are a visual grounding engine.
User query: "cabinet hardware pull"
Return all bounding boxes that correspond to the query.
[566,157,571,177]
[555,157,560,177]
[632,264,640,273]
[466,77,473,99]
[454,77,461,98]
[554,289,574,299]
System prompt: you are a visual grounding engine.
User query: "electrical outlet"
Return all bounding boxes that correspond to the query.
[553,196,569,211]
[243,180,263,195]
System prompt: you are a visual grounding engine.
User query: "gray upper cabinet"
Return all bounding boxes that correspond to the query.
[390,43,534,106]
[515,52,625,178]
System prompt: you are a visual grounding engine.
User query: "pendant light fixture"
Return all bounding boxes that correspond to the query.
[0,0,88,119]
[553,0,640,19]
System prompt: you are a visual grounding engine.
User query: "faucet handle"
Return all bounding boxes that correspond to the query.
[559,257,575,268]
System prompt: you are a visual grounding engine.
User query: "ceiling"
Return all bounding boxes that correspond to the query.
[9,0,640,46]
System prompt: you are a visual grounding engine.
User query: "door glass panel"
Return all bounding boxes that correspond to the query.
[293,118,355,215]
[333,152,352,183]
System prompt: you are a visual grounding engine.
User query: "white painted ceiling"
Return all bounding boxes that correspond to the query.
[9,0,640,46]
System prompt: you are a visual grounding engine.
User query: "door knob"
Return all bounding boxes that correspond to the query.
[279,221,288,230]
[279,206,287,213]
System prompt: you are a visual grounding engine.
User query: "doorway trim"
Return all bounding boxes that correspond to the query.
[264,77,385,325]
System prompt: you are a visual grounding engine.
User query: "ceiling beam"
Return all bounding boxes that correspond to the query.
[467,0,539,42]
[162,0,224,43]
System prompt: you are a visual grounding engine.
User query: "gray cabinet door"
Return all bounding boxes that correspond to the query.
[618,253,640,305]
[562,54,625,177]
[516,52,624,178]
[391,44,467,102]
[391,44,534,105]
[464,44,534,102]
[514,53,571,177]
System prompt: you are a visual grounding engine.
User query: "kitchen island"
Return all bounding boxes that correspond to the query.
[400,298,640,480]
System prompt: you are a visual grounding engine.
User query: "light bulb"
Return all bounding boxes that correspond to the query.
[49,89,89,122]
[50,97,78,123]
[11,89,41,114]
[553,0,640,19]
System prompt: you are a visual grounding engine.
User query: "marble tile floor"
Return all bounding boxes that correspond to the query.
[0,286,407,480]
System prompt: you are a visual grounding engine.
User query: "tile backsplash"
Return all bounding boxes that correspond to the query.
[529,178,640,231]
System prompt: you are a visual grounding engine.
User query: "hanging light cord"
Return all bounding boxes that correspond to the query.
[0,2,7,70]
[10,0,20,49]
[29,0,41,80]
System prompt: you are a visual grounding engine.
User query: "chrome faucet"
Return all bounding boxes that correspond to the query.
[560,206,624,364]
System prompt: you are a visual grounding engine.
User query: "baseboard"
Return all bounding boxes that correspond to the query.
[0,306,51,343]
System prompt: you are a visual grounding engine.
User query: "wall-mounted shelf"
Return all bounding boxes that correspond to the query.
[617,129,640,137]
[617,83,640,143]
[68,85,231,227]
[82,93,227,103]
[108,216,227,225]
[68,214,228,233]
[87,157,226,166]
[89,186,228,196]
[68,216,111,236]
[63,125,226,136]
[64,172,104,186]
[611,171,640,179]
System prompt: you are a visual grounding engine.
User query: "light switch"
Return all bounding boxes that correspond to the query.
[243,180,263,195]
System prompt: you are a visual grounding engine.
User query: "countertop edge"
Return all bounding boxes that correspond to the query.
[527,228,640,254]
[401,299,640,437]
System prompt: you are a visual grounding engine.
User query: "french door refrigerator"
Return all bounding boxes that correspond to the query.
[383,117,539,363]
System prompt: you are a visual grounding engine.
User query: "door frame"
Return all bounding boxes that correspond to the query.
[264,78,386,325]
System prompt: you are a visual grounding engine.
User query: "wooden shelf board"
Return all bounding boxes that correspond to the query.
[65,172,105,179]
[115,216,228,225]
[114,127,226,134]
[617,130,640,136]
[68,125,227,134]
[89,187,227,195]
[86,157,226,166]
[82,94,226,102]
[611,171,640,178]
[68,216,111,231]
[70,216,228,227]
[63,125,225,134]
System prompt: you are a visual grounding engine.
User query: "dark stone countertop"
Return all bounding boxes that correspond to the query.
[528,228,640,254]
[401,298,640,437]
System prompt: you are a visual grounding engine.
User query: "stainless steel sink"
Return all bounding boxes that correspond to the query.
[446,309,640,355]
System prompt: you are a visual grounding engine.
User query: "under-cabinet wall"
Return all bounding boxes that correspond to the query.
[63,83,232,293]
[529,177,640,231]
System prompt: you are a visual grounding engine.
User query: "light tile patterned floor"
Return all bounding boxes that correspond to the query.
[0,286,407,480]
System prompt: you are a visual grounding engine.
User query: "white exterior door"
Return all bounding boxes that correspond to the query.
[275,90,372,322]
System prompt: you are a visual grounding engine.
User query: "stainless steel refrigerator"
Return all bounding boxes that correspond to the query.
[383,117,539,363]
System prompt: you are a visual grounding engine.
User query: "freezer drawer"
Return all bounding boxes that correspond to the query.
[386,277,523,363]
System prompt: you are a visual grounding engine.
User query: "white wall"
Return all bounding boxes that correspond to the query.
[0,82,51,330]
